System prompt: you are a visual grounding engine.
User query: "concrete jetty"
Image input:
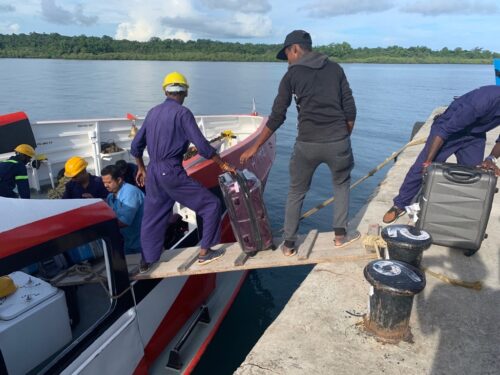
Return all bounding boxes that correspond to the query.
[235,108,500,375]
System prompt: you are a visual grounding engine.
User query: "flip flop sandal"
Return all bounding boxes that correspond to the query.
[383,206,406,224]
[334,230,361,248]
[198,248,226,265]
[281,244,296,257]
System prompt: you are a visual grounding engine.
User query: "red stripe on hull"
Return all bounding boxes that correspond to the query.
[0,111,28,126]
[0,201,116,258]
[133,274,216,375]
[184,271,249,374]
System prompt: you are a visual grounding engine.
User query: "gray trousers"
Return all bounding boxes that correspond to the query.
[283,138,354,243]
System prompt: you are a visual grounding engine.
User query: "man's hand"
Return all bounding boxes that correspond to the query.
[220,161,236,174]
[82,193,94,198]
[136,167,146,187]
[480,158,500,176]
[240,145,258,164]
[422,161,432,174]
[346,120,354,135]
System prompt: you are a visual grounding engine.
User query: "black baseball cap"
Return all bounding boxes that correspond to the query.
[276,30,312,60]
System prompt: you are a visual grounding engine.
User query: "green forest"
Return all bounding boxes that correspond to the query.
[0,33,498,64]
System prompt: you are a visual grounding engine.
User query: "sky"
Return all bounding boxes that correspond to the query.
[0,0,499,51]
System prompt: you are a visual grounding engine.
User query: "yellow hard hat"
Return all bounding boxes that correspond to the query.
[162,71,189,92]
[14,144,36,158]
[64,156,88,177]
[0,276,17,298]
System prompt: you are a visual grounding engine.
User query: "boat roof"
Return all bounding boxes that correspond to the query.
[0,198,116,259]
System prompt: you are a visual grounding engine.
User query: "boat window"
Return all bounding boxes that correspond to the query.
[0,239,112,375]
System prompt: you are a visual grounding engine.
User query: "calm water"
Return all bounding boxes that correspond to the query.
[0,59,494,373]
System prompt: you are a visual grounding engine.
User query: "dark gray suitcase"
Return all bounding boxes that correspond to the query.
[416,163,497,251]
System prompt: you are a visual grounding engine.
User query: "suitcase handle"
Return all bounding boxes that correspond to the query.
[234,170,263,251]
[443,166,481,184]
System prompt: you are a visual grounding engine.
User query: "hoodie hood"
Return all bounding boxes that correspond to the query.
[289,51,328,70]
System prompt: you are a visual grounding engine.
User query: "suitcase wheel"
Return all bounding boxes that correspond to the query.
[464,249,478,257]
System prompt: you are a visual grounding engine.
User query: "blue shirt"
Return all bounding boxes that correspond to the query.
[106,182,144,254]
[130,98,216,164]
[433,85,500,143]
[62,174,108,200]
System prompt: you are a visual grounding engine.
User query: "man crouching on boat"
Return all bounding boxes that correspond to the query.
[62,156,109,200]
[131,71,236,273]
[101,164,144,255]
[0,144,35,199]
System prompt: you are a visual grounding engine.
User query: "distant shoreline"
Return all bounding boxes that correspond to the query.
[0,56,493,64]
[0,33,498,65]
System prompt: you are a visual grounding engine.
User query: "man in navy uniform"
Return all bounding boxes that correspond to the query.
[0,144,35,199]
[383,85,500,223]
[131,71,235,272]
[62,156,108,200]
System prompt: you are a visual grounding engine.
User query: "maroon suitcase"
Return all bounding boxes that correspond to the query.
[219,169,274,254]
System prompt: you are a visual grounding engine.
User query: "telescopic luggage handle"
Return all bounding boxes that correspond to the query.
[234,170,263,251]
[442,165,481,184]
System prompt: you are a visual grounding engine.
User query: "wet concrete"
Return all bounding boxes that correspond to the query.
[235,108,500,375]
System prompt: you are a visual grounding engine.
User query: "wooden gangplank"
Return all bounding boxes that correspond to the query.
[49,230,377,287]
[131,230,376,280]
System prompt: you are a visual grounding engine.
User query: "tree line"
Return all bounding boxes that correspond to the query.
[0,33,498,64]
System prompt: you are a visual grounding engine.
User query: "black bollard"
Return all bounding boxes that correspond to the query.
[363,259,426,343]
[381,224,432,268]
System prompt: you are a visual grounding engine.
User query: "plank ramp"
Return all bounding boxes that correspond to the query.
[131,230,376,280]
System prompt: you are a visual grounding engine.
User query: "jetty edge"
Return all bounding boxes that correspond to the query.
[235,107,500,375]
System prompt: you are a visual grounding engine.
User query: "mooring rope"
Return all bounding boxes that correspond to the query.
[299,137,427,221]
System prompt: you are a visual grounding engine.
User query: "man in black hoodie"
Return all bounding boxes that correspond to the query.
[240,30,359,255]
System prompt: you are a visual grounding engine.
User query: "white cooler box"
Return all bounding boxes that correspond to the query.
[0,272,72,375]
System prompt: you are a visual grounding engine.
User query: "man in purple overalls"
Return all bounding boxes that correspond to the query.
[383,85,500,223]
[131,72,235,272]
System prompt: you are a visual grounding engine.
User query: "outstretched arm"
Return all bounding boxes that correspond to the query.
[422,135,445,167]
[240,126,274,164]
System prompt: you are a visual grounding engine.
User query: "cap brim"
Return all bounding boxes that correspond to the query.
[276,47,288,60]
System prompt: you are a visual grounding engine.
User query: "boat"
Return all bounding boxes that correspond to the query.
[0,111,276,374]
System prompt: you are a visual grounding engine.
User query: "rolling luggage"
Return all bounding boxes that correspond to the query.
[219,169,274,254]
[416,163,497,252]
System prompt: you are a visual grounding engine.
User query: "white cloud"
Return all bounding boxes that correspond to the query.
[74,4,98,26]
[161,12,272,38]
[401,0,498,16]
[115,20,193,41]
[230,13,272,37]
[200,0,271,14]
[114,0,197,41]
[302,0,394,17]
[115,0,272,41]
[0,21,19,33]
[41,0,73,24]
[41,0,98,26]
[0,4,15,12]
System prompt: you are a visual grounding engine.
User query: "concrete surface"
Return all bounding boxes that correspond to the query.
[235,108,500,375]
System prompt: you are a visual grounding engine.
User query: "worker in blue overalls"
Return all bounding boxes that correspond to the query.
[0,144,35,199]
[383,85,500,223]
[131,72,236,272]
